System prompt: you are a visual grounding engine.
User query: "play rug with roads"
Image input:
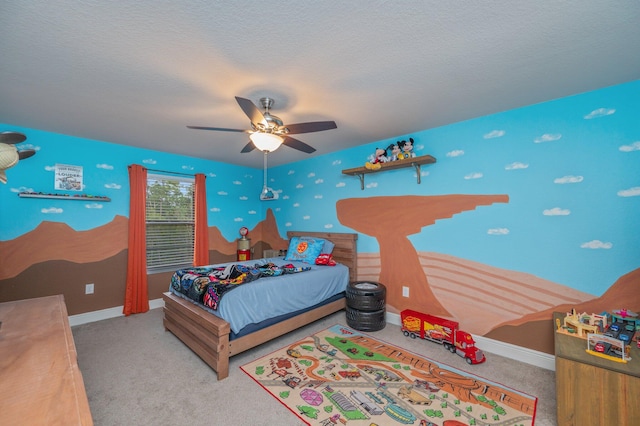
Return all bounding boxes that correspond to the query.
[241,324,537,426]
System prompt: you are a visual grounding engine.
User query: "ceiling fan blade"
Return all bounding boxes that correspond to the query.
[282,136,316,153]
[285,121,337,134]
[187,125,249,133]
[235,96,267,127]
[18,149,36,160]
[0,131,27,144]
[240,141,256,153]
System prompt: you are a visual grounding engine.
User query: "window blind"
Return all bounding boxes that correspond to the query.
[146,173,195,272]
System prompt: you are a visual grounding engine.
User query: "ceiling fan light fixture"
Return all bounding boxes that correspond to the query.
[250,132,283,152]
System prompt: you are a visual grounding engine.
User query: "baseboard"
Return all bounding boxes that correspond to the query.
[385,312,556,371]
[69,301,555,371]
[68,298,165,327]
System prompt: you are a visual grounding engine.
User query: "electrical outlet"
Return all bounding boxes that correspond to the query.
[402,286,410,297]
[85,283,94,295]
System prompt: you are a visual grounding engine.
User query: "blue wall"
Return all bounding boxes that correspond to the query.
[265,80,640,297]
[2,80,639,299]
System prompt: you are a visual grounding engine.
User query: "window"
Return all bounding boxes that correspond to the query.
[146,173,195,272]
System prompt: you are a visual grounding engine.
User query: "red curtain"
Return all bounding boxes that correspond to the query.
[124,164,149,316]
[193,173,209,266]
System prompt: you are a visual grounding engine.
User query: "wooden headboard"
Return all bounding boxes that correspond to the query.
[286,231,358,283]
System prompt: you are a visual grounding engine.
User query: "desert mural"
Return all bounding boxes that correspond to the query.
[1,203,637,355]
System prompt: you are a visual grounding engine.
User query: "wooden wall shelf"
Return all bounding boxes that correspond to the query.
[342,154,437,189]
[18,192,111,202]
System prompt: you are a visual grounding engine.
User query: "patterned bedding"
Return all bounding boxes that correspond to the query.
[170,262,311,311]
[169,257,350,334]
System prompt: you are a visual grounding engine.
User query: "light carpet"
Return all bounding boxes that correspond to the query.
[241,324,537,426]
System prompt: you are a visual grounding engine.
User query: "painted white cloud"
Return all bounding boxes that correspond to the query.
[584,108,615,119]
[619,141,640,152]
[534,133,562,143]
[324,224,334,229]
[234,217,243,222]
[487,228,509,235]
[581,240,613,249]
[285,222,292,227]
[303,215,311,220]
[332,160,342,166]
[239,196,248,200]
[314,195,323,199]
[208,172,217,178]
[288,170,295,175]
[282,195,290,200]
[142,159,156,164]
[210,207,220,212]
[42,207,63,214]
[233,180,242,185]
[365,182,378,188]
[96,164,113,170]
[217,191,228,196]
[296,184,304,189]
[84,203,103,209]
[464,172,483,180]
[617,187,640,197]
[308,172,315,178]
[181,165,194,171]
[10,186,34,193]
[554,175,583,184]
[543,207,571,216]
[275,207,281,212]
[420,171,430,177]
[104,183,121,189]
[293,203,300,207]
[446,150,464,157]
[18,143,39,151]
[505,162,528,170]
[484,130,505,139]
[45,165,55,171]
[248,210,256,215]
[336,182,346,188]
[315,179,324,184]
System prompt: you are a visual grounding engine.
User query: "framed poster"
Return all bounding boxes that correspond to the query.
[54,164,83,191]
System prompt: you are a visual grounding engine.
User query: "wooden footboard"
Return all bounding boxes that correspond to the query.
[163,291,231,379]
[162,231,357,380]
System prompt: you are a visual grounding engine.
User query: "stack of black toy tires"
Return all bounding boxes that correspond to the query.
[345,281,386,331]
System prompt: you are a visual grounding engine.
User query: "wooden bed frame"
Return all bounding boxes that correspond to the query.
[162,231,357,379]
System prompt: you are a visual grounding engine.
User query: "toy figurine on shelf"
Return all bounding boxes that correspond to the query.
[365,146,389,170]
[397,137,417,160]
[386,142,401,162]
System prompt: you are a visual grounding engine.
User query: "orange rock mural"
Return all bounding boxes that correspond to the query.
[337,195,510,317]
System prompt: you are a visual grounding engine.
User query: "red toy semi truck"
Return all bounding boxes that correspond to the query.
[401,309,486,365]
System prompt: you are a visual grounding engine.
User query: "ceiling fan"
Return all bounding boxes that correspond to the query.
[187,96,337,154]
[0,131,36,184]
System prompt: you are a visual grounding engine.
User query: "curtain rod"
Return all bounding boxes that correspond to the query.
[144,167,197,178]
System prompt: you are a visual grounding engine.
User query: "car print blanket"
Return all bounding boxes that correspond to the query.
[170,262,311,310]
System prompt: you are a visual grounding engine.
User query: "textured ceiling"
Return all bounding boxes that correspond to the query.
[2,1,639,169]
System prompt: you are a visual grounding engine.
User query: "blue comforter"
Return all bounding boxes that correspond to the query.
[169,257,349,334]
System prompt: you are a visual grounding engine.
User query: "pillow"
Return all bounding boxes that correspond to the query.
[321,239,335,254]
[284,236,326,264]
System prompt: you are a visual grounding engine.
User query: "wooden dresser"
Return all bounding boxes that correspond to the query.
[554,312,640,425]
[0,295,93,425]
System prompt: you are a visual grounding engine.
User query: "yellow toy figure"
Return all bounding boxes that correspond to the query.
[397,137,417,160]
[365,147,389,170]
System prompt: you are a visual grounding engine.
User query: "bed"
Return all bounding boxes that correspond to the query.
[162,231,357,379]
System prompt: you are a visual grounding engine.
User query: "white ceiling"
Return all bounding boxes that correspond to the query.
[2,1,639,169]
